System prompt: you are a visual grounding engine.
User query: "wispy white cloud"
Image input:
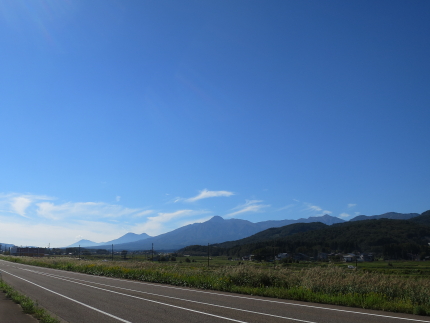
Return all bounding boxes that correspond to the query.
[0,193,205,246]
[133,210,154,217]
[226,200,270,217]
[300,202,332,216]
[10,197,32,218]
[35,201,148,220]
[134,209,210,236]
[179,189,234,203]
[276,204,294,212]
[147,209,202,223]
[348,203,356,208]
[306,204,322,212]
[0,193,54,218]
[339,213,351,218]
[116,196,121,202]
[0,216,133,248]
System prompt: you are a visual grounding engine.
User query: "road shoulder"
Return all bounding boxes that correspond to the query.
[0,292,38,323]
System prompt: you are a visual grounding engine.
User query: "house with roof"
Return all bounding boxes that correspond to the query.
[343,253,356,262]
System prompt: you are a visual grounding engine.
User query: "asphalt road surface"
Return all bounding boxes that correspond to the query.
[0,259,429,323]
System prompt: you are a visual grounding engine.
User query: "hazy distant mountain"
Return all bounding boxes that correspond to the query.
[67,239,99,248]
[257,214,345,230]
[66,232,151,248]
[93,216,263,251]
[79,212,425,251]
[349,212,420,222]
[104,232,151,245]
[91,214,346,251]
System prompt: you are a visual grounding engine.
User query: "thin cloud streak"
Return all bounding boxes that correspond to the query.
[35,201,148,220]
[135,209,210,236]
[180,189,234,203]
[226,200,270,217]
[276,204,294,212]
[306,204,322,212]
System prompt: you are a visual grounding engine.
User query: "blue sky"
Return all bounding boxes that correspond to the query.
[1,0,429,247]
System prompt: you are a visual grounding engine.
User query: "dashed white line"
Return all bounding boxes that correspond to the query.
[20,267,317,323]
[2,260,430,323]
[1,268,248,323]
[1,269,131,323]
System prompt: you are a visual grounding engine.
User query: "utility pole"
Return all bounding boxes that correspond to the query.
[112,244,114,261]
[207,243,210,268]
[355,240,358,270]
[79,245,80,260]
[151,243,154,261]
[273,240,276,269]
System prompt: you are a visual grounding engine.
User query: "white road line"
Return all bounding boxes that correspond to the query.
[21,268,317,323]
[3,260,430,323]
[1,268,248,323]
[1,269,131,323]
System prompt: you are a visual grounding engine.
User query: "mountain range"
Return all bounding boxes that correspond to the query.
[81,214,344,251]
[67,232,151,248]
[73,212,423,251]
[180,210,430,258]
[349,212,419,222]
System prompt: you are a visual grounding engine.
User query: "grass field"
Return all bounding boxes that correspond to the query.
[1,255,429,316]
[45,253,430,275]
[76,253,430,276]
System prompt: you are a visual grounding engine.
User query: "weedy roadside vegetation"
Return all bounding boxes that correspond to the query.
[0,278,60,323]
[1,255,429,316]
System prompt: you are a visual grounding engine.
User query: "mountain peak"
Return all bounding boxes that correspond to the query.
[208,215,224,222]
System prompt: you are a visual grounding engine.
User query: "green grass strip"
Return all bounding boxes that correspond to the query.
[0,278,60,323]
[1,256,429,317]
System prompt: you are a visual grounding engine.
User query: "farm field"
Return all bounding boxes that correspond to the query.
[44,253,430,276]
[1,255,429,316]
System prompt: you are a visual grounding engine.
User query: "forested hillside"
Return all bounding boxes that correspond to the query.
[180,210,430,260]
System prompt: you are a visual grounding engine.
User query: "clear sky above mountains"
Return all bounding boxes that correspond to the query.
[1,0,429,247]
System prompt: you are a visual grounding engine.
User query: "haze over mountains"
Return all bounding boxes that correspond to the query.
[349,212,419,222]
[180,210,430,258]
[68,212,422,251]
[67,232,151,248]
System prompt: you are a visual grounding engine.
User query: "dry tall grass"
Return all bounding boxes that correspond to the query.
[2,256,429,315]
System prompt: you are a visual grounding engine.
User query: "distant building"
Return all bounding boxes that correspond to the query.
[343,253,356,262]
[359,253,374,262]
[16,247,46,257]
[277,253,289,260]
[293,253,310,261]
[318,252,329,260]
[242,255,254,261]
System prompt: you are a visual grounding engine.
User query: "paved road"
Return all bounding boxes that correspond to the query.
[0,260,429,323]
